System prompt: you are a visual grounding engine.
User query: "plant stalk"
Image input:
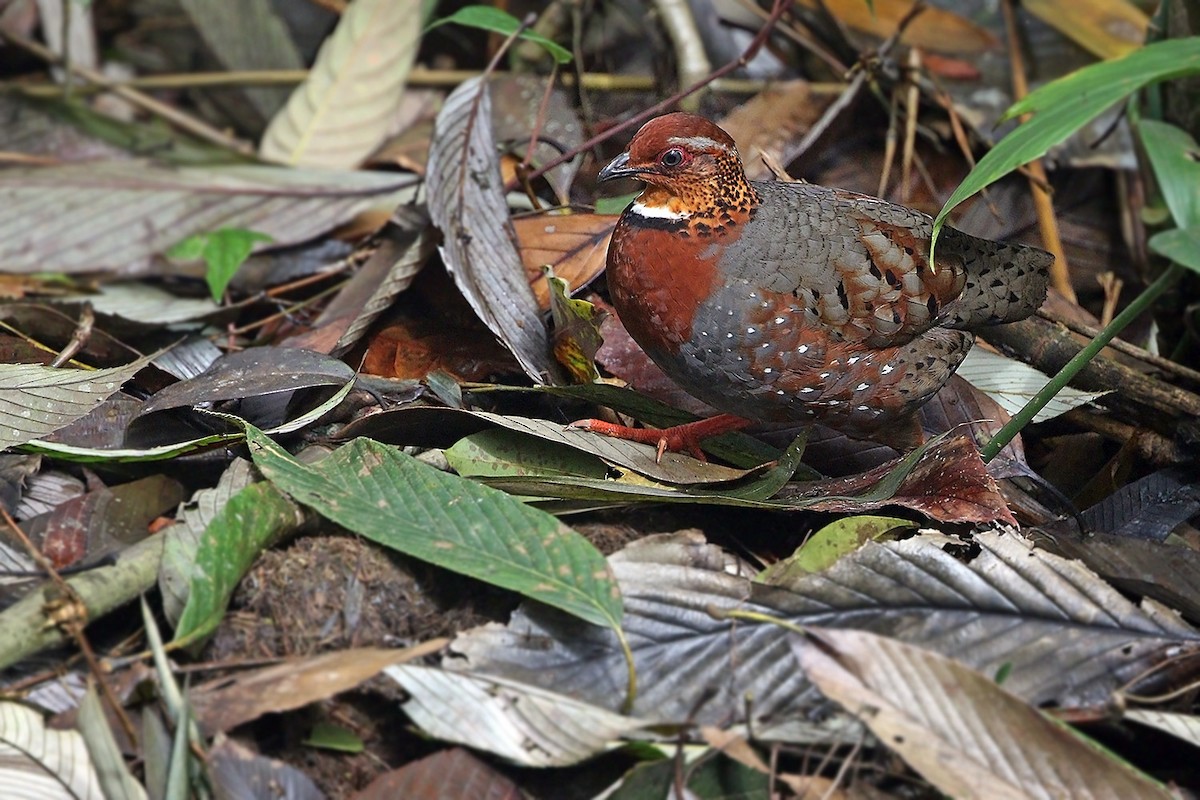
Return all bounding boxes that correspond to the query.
[981,262,1185,461]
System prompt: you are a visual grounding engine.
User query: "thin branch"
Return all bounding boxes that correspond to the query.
[0,28,252,156]
[515,0,793,190]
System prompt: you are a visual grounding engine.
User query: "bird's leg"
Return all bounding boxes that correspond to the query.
[568,413,751,463]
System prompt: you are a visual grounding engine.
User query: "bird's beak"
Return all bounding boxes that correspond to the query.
[598,151,639,182]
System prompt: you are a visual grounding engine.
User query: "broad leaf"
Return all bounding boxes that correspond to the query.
[0,354,155,451]
[450,532,1200,726]
[429,6,572,63]
[0,163,417,273]
[956,347,1108,423]
[798,628,1168,798]
[260,0,422,167]
[0,702,104,799]
[426,77,557,382]
[934,38,1200,235]
[1137,119,1200,229]
[386,665,651,766]
[172,481,305,647]
[245,428,622,629]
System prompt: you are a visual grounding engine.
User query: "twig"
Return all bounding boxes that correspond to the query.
[7,67,787,95]
[0,28,252,156]
[1035,306,1200,387]
[1000,0,1075,303]
[0,506,136,743]
[789,0,927,163]
[516,0,793,190]
[899,47,921,201]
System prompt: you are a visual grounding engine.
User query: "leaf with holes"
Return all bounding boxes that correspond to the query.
[245,426,621,629]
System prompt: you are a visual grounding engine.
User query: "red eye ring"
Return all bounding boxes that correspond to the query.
[659,147,689,168]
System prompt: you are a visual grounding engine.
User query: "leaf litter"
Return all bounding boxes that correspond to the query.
[1,3,1200,797]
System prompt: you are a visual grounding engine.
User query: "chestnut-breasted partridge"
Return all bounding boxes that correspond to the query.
[584,113,1051,459]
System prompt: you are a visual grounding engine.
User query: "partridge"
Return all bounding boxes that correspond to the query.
[585,112,1051,458]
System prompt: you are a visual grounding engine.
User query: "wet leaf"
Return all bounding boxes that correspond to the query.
[0,353,155,451]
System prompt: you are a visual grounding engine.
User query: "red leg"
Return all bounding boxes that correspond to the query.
[568,413,750,462]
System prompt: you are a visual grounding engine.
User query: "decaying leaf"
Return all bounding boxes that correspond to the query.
[0,163,418,274]
[797,627,1169,799]
[512,210,615,311]
[448,531,1200,727]
[426,77,557,382]
[795,0,998,53]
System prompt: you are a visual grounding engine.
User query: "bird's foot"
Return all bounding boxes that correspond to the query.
[568,414,750,463]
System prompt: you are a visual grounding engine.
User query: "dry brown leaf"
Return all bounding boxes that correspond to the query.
[353,747,522,800]
[189,641,446,735]
[718,80,835,181]
[1023,0,1148,60]
[362,314,518,382]
[781,435,1017,525]
[513,211,616,311]
[796,0,998,54]
[797,627,1169,799]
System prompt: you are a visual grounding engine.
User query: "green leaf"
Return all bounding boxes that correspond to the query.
[934,38,1200,236]
[172,481,304,647]
[428,6,572,64]
[756,515,915,584]
[447,429,611,481]
[1149,227,1200,273]
[303,722,364,753]
[245,428,622,629]
[203,228,273,300]
[595,192,638,215]
[1137,119,1200,230]
[165,234,205,261]
[169,228,273,301]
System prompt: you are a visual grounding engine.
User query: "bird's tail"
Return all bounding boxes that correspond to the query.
[939,227,1052,329]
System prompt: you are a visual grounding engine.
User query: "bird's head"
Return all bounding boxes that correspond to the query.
[599,113,757,219]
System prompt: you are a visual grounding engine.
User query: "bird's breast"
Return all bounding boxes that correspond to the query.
[606,216,721,358]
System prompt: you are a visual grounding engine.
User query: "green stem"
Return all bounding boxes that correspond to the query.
[981,262,1185,462]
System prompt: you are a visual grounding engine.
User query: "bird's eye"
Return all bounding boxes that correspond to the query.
[660,148,686,167]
